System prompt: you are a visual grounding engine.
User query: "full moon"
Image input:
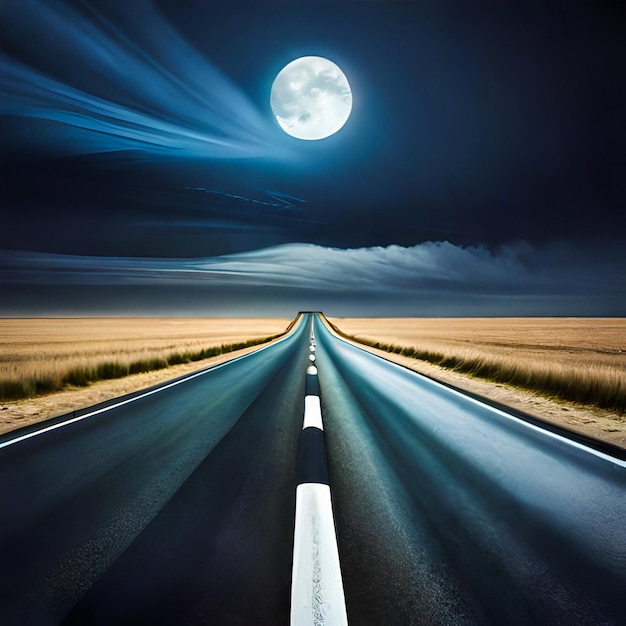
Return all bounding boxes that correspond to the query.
[270,56,352,141]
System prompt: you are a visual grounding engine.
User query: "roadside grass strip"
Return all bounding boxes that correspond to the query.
[0,318,304,451]
[0,334,287,402]
[327,320,625,414]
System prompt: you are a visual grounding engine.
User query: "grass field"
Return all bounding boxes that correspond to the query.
[0,318,291,400]
[329,318,626,413]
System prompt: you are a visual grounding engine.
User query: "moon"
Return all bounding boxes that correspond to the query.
[270,56,352,141]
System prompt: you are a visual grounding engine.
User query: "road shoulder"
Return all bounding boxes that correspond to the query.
[0,344,271,436]
[334,337,626,452]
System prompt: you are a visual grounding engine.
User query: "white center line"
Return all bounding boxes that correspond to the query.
[291,483,348,626]
[291,324,349,625]
[303,396,324,431]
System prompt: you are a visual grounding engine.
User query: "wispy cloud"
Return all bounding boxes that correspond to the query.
[2,241,624,316]
[0,0,286,160]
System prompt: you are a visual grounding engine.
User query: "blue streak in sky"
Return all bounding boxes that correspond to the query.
[0,0,284,159]
[185,187,307,211]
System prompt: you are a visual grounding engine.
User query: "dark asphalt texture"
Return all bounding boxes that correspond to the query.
[1,313,624,625]
[0,318,310,625]
[315,316,626,626]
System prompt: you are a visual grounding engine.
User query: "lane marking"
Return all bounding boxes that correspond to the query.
[0,317,304,451]
[291,483,348,626]
[303,396,324,431]
[291,333,348,624]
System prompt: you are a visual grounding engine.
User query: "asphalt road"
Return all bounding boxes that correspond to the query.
[314,315,626,625]
[0,313,624,625]
[0,317,310,625]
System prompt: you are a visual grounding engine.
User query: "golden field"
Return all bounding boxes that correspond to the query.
[329,318,626,413]
[0,318,291,400]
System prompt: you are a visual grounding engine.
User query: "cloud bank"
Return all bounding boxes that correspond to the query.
[2,241,624,316]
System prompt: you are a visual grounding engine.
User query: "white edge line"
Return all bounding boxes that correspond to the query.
[0,317,304,451]
[320,317,626,469]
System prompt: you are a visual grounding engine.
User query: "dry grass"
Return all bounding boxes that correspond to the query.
[328,318,626,413]
[0,318,291,400]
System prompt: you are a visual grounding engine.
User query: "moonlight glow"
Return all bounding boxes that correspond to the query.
[270,56,352,140]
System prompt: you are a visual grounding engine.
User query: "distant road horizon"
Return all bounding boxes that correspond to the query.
[0,313,624,624]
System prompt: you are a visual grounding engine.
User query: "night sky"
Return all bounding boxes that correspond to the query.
[1,0,624,316]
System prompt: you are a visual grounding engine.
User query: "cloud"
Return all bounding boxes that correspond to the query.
[2,241,624,316]
[0,0,286,160]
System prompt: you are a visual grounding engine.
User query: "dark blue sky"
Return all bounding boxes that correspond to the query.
[1,0,624,316]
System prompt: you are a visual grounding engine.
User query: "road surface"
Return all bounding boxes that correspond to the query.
[0,313,623,624]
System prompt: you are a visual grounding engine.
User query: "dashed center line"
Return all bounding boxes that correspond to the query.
[290,320,348,625]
